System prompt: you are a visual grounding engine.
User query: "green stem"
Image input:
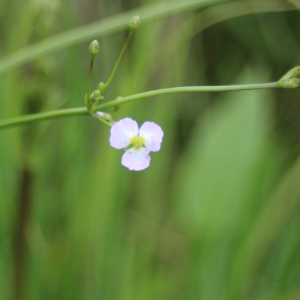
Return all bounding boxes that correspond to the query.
[87,59,94,99]
[0,82,279,131]
[0,107,89,130]
[102,32,133,94]
[94,82,279,111]
[86,58,94,109]
[95,116,112,127]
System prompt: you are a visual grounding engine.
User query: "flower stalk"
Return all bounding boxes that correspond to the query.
[101,32,133,95]
[86,40,99,110]
[93,82,279,112]
[100,16,140,96]
[0,81,281,131]
[86,58,94,108]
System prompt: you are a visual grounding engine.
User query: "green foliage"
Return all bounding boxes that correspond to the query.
[0,0,300,299]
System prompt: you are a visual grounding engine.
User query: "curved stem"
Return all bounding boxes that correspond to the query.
[94,82,279,111]
[103,32,133,94]
[0,82,279,130]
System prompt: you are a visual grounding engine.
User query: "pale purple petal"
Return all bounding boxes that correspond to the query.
[121,147,151,171]
[110,118,139,149]
[139,122,163,152]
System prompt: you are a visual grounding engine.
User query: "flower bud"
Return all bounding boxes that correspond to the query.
[90,90,103,103]
[129,16,140,33]
[278,67,300,88]
[98,82,106,95]
[89,40,99,59]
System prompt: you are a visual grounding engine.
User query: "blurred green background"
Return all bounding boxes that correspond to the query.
[1,0,300,299]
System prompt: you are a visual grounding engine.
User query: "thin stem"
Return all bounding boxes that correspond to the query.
[0,82,279,131]
[103,32,133,94]
[86,58,94,109]
[95,116,112,127]
[87,59,94,99]
[94,82,279,111]
[0,107,89,130]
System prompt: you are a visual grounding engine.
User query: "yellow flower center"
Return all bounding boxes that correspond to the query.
[130,136,146,150]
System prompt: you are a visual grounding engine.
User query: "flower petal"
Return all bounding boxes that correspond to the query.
[139,122,163,152]
[121,147,151,171]
[110,118,139,149]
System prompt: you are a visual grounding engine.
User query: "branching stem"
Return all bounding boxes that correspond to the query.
[0,82,279,130]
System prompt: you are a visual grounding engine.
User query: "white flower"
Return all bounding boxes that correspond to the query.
[109,118,163,171]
